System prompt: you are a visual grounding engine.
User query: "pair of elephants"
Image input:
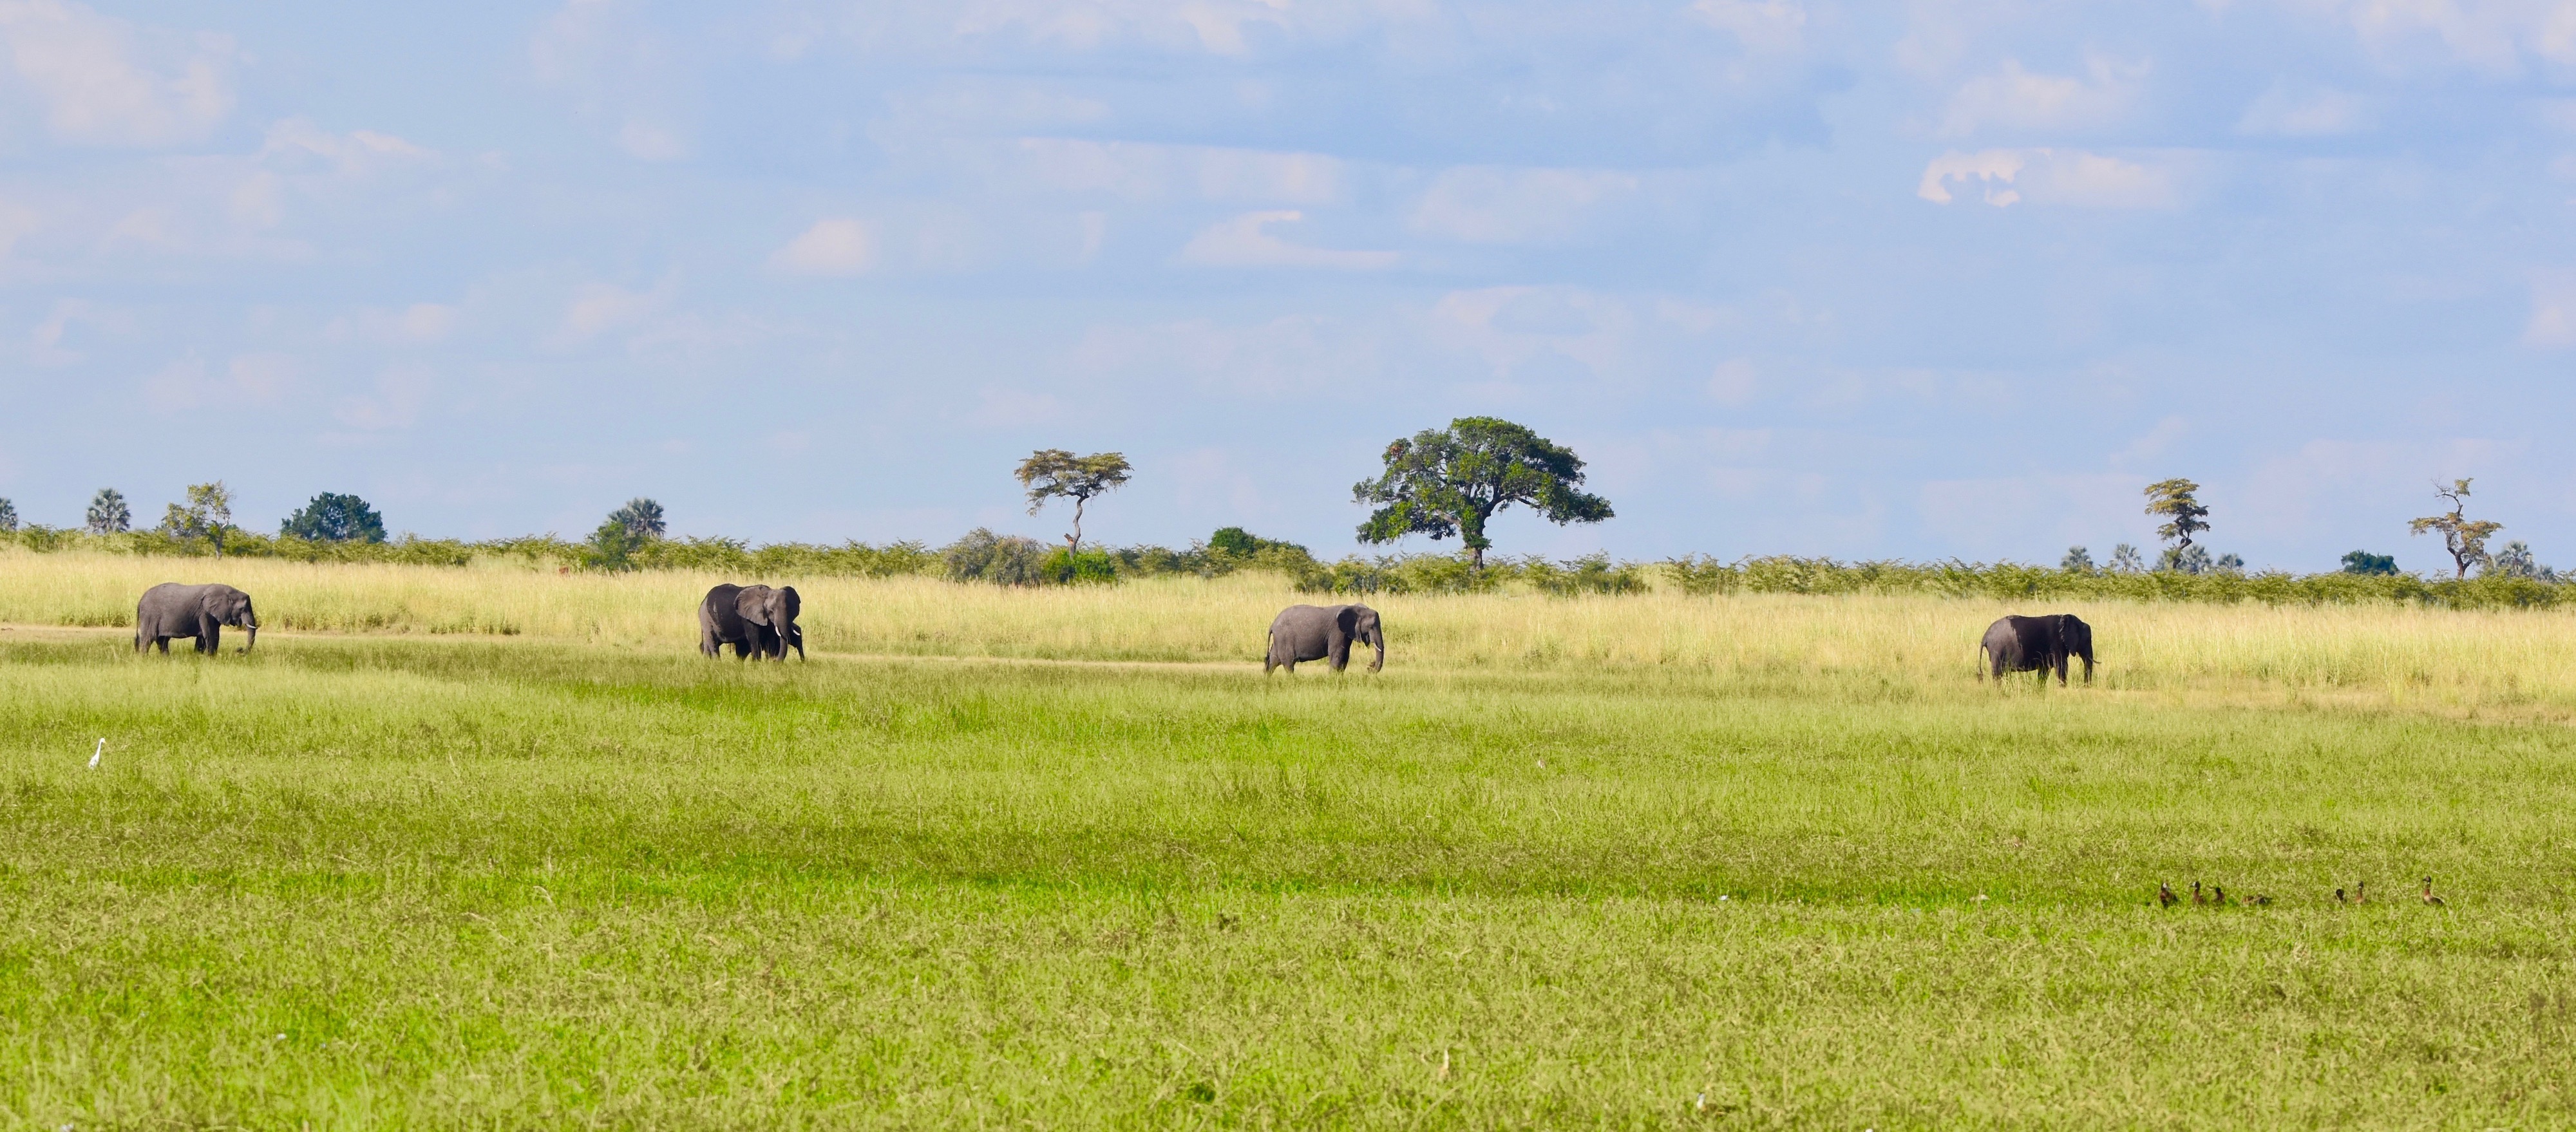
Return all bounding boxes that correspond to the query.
[1982,613,2096,684]
[699,583,804,661]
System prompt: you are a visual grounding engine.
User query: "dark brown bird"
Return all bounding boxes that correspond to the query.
[2192,881,2206,907]
[2252,894,2273,907]
[2421,877,2445,907]
[2159,882,2179,907]
[2212,885,2228,907]
[2354,880,2368,905]
[2334,887,2348,905]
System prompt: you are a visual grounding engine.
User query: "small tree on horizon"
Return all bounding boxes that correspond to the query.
[608,497,667,540]
[86,488,130,534]
[0,498,15,533]
[2060,546,2095,572]
[2409,479,2503,580]
[159,482,234,556]
[1352,417,1612,572]
[2341,550,2398,576]
[1016,449,1132,554]
[2143,478,2210,560]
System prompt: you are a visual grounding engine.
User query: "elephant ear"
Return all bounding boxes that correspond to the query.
[735,588,774,626]
[778,586,800,621]
[1334,606,1359,635]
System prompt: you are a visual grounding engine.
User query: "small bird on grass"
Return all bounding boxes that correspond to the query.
[2251,894,2273,907]
[2159,883,2179,907]
[2212,885,2229,907]
[2192,882,2206,907]
[2354,880,2369,905]
[2421,877,2445,907]
[2334,887,2348,905]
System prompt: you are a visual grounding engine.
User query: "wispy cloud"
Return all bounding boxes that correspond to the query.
[0,0,235,147]
[770,218,876,276]
[1176,211,1396,269]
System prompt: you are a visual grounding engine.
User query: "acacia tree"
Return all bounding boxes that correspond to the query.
[2409,478,2503,579]
[2143,478,2210,553]
[1351,417,1613,572]
[1016,449,1132,553]
[86,488,130,534]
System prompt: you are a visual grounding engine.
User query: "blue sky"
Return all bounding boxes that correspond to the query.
[5,1,2575,571]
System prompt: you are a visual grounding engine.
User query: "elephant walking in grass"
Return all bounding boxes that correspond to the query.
[135,583,258,655]
[1981,614,2094,685]
[699,583,804,661]
[1265,604,1385,674]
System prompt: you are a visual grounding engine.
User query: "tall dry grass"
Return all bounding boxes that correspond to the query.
[8,549,2575,713]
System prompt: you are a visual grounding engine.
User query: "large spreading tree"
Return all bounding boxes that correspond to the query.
[1016,449,1132,553]
[1351,416,1612,572]
[281,493,388,543]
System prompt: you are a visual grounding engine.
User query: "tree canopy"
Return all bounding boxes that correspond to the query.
[2143,478,2210,551]
[1351,416,1612,571]
[1016,449,1132,552]
[281,493,388,543]
[159,482,235,556]
[2409,478,2502,579]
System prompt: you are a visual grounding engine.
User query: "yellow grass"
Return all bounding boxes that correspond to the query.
[6,548,2573,716]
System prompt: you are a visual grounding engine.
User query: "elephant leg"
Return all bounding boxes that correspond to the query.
[155,637,170,654]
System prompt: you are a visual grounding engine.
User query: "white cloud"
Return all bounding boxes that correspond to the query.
[945,0,1297,55]
[328,303,458,346]
[333,363,433,431]
[1176,210,1396,269]
[2306,0,2576,72]
[1409,166,1640,244]
[1708,358,1759,405]
[1429,286,1636,379]
[616,120,687,161]
[2238,80,2374,136]
[1071,314,1378,396]
[551,276,676,345]
[770,218,877,276]
[0,196,37,257]
[1918,473,2147,557]
[985,138,1347,204]
[2527,269,2576,347]
[0,0,234,147]
[140,352,291,415]
[1938,57,2146,138]
[1690,0,1808,53]
[1917,148,2186,209]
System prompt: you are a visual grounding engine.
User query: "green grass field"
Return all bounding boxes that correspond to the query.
[3,558,2574,1127]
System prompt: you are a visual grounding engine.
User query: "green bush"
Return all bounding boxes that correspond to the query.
[1043,547,1121,584]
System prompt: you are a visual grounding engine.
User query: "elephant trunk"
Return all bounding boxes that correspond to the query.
[241,621,257,652]
[1367,631,1385,672]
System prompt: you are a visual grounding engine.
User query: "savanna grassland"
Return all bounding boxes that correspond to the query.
[3,551,2575,1129]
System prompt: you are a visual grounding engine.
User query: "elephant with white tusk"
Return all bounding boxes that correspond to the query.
[135,583,258,655]
[699,583,804,661]
[1264,603,1384,675]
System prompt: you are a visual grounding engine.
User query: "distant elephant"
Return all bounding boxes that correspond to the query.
[1981,613,2093,684]
[135,583,258,655]
[699,583,804,661]
[1265,603,1384,674]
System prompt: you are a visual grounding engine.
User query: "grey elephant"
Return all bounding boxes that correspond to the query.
[135,583,258,655]
[699,583,804,661]
[1980,613,2093,684]
[1264,603,1384,674]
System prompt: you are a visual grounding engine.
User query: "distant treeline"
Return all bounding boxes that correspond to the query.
[3,524,2569,609]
